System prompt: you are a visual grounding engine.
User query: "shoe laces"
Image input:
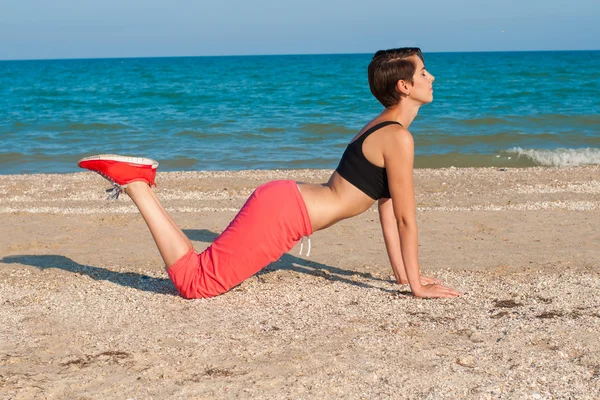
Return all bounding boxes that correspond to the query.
[95,171,124,200]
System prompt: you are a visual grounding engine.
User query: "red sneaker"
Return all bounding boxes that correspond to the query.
[78,154,159,199]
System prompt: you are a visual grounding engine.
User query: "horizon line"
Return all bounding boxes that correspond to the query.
[1,48,599,63]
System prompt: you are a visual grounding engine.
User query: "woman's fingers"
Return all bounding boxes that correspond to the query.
[420,275,442,285]
[437,285,462,297]
[414,283,463,298]
[439,285,463,298]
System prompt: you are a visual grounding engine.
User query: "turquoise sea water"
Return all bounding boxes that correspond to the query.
[1,51,599,174]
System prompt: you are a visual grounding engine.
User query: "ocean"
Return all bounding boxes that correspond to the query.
[1,51,599,174]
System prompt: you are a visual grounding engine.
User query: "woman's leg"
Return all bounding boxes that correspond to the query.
[125,181,193,267]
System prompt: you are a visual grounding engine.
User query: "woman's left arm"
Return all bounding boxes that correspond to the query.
[378,197,441,286]
[384,127,460,298]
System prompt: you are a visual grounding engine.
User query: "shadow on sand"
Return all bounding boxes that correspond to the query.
[1,254,178,296]
[0,229,399,297]
[183,229,397,294]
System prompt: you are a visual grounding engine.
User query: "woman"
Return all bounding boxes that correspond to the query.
[79,48,462,299]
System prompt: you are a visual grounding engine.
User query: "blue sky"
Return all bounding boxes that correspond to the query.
[1,0,599,60]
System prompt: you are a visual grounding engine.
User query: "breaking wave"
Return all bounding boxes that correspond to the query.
[507,147,600,166]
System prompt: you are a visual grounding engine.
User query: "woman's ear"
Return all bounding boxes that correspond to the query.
[396,80,410,97]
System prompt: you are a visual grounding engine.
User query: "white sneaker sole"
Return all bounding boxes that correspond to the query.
[79,154,159,169]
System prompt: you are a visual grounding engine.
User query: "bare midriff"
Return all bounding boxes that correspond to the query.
[297,171,375,232]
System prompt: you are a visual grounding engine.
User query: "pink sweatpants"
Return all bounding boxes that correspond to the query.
[167,180,313,299]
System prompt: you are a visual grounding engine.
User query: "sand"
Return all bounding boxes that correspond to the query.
[1,166,599,399]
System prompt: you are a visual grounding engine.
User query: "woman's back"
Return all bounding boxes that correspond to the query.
[297,119,405,232]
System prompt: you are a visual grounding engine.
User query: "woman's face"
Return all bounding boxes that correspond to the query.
[409,56,435,104]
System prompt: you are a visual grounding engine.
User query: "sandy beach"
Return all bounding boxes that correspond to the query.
[1,166,599,399]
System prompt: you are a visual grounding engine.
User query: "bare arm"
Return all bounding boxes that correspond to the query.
[378,197,408,283]
[384,128,461,298]
[378,198,441,285]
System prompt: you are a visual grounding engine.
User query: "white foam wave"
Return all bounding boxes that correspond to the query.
[508,147,600,167]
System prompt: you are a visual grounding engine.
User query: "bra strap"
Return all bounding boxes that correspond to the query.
[359,121,403,139]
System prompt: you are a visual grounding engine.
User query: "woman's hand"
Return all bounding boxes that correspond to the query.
[419,275,441,285]
[396,275,442,286]
[412,283,463,299]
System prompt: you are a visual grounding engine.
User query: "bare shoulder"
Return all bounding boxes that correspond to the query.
[383,125,414,154]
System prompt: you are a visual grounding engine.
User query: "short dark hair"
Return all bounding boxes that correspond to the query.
[368,48,424,108]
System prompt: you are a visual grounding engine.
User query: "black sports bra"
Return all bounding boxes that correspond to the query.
[335,121,402,200]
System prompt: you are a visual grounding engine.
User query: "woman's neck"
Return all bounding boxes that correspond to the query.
[381,101,422,129]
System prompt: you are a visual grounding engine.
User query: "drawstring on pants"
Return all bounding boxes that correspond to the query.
[295,184,311,257]
[299,236,311,257]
